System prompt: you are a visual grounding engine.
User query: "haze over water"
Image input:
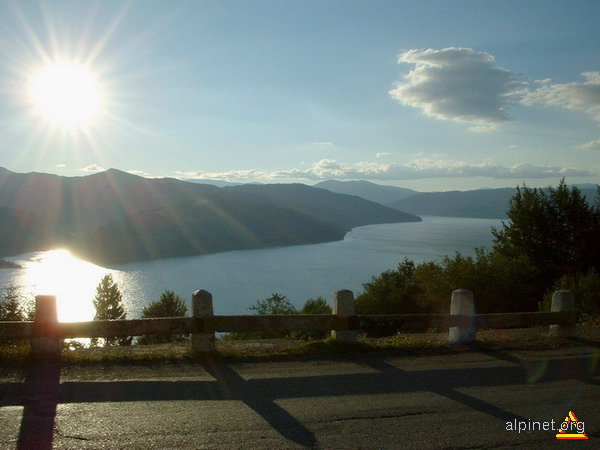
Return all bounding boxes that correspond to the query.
[1,216,502,321]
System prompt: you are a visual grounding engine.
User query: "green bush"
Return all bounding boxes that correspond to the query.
[354,249,541,335]
[295,297,332,340]
[300,297,332,315]
[138,291,188,344]
[0,287,33,346]
[249,293,297,315]
[540,269,600,324]
[492,180,600,299]
[355,259,422,315]
[225,294,333,341]
[0,287,26,321]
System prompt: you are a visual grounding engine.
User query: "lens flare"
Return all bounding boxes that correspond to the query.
[29,62,103,128]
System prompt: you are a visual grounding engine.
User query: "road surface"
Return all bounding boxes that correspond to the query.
[1,346,598,448]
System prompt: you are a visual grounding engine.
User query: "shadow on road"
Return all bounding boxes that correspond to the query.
[1,351,598,449]
[15,357,61,450]
[200,354,318,448]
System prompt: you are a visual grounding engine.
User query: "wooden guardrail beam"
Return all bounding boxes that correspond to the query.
[0,311,577,338]
[476,311,577,330]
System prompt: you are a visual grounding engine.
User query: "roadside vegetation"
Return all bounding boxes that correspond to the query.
[356,181,599,325]
[138,290,188,344]
[1,180,598,363]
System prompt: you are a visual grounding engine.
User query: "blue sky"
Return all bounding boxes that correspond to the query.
[1,0,599,190]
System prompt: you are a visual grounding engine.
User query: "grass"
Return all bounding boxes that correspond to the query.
[1,325,598,370]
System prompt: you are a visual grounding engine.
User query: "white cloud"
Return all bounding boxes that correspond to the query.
[521,72,600,121]
[56,163,66,168]
[389,47,522,126]
[127,169,152,177]
[376,152,391,158]
[80,164,105,173]
[578,139,600,150]
[179,169,264,182]
[179,159,593,183]
[311,141,334,148]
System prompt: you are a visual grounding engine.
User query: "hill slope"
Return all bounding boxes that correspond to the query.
[224,183,421,229]
[0,168,419,264]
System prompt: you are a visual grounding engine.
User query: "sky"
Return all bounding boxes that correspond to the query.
[0,0,599,191]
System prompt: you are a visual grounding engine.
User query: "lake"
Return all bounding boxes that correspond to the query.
[1,216,504,321]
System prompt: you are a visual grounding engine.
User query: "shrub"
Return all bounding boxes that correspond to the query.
[138,291,188,344]
[355,259,422,315]
[0,287,33,346]
[300,297,332,315]
[540,269,600,324]
[225,294,333,341]
[0,286,26,321]
[295,297,332,340]
[249,293,297,315]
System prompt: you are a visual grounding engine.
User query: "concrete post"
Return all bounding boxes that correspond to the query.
[191,290,216,354]
[331,289,356,344]
[549,290,576,337]
[449,289,475,344]
[31,295,61,359]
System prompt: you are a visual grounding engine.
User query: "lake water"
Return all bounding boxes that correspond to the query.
[1,216,503,321]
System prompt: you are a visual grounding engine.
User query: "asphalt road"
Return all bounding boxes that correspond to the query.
[1,346,598,449]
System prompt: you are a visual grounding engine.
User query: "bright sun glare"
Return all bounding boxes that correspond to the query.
[29,62,103,128]
[22,249,106,322]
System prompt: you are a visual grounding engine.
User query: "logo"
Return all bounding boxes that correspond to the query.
[556,411,588,440]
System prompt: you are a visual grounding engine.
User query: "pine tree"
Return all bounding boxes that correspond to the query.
[92,274,131,346]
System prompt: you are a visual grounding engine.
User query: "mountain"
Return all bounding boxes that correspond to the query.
[388,185,598,219]
[314,180,418,204]
[223,183,421,229]
[0,168,420,264]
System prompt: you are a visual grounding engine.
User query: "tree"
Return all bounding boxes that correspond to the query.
[92,274,131,346]
[492,180,600,298]
[540,269,600,324]
[296,297,332,340]
[300,297,331,315]
[0,287,25,321]
[249,293,297,315]
[0,287,33,346]
[138,291,188,344]
[355,259,422,315]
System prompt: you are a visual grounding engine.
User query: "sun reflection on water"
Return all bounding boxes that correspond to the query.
[18,249,109,322]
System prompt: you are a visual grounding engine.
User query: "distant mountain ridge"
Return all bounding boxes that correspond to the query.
[315,179,598,219]
[388,186,598,219]
[0,168,420,264]
[314,180,418,204]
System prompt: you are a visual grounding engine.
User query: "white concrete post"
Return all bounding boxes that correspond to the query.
[331,289,356,344]
[449,289,475,344]
[549,290,576,337]
[31,295,62,359]
[191,290,216,354]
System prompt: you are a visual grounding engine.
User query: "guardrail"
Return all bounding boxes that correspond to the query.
[0,289,577,358]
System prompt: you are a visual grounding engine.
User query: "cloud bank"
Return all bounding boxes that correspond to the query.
[522,72,600,121]
[80,164,105,173]
[389,47,521,126]
[578,139,600,150]
[182,159,592,183]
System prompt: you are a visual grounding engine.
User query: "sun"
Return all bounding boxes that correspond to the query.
[29,62,103,128]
